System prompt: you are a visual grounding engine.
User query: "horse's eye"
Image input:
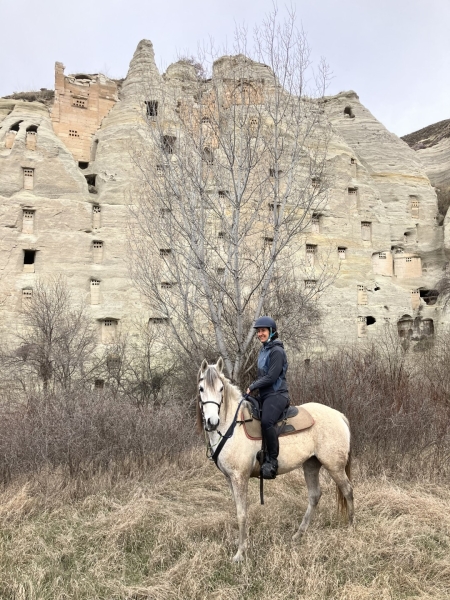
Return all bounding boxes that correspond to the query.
[219,386,224,392]
[199,386,204,393]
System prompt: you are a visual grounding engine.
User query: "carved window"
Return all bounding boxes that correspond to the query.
[159,248,172,257]
[361,221,372,242]
[22,210,35,234]
[69,130,79,137]
[145,100,158,119]
[411,289,420,309]
[311,177,321,188]
[344,105,355,118]
[23,168,34,190]
[22,288,33,307]
[162,135,176,155]
[411,197,419,218]
[156,164,164,176]
[357,316,367,337]
[357,285,368,305]
[311,214,320,233]
[102,319,117,343]
[85,174,97,194]
[202,147,213,164]
[348,187,358,196]
[306,244,317,267]
[93,240,103,263]
[161,282,174,289]
[90,279,101,305]
[304,280,316,289]
[92,205,101,229]
[26,126,38,150]
[72,98,87,108]
[23,250,36,273]
[338,247,346,260]
[148,317,169,325]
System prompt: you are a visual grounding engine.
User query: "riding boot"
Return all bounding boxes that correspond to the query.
[261,426,279,479]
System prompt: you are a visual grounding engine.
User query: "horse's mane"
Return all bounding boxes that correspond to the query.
[196,364,242,433]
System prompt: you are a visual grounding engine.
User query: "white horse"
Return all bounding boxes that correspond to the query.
[198,358,354,562]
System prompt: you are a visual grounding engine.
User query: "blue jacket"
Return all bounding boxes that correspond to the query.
[248,339,289,401]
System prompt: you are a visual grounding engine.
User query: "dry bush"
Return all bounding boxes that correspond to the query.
[289,335,450,481]
[3,89,55,105]
[0,389,199,486]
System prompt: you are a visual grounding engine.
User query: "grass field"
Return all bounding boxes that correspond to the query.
[1,449,449,600]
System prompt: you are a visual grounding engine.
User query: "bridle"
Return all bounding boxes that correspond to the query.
[198,368,245,466]
[198,373,224,429]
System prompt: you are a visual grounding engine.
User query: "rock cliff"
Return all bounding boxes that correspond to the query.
[0,41,448,353]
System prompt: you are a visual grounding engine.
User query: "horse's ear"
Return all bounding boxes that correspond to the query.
[216,357,224,374]
[200,359,208,373]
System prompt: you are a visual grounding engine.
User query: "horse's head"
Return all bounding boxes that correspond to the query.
[197,357,225,432]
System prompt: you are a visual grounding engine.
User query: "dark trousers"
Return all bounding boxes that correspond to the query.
[260,394,289,431]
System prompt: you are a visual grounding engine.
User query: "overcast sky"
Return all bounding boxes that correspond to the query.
[1,0,449,137]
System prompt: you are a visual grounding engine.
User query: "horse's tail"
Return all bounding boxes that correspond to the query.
[336,416,352,520]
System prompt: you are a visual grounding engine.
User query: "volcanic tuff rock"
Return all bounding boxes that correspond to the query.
[0,40,448,352]
[402,121,450,252]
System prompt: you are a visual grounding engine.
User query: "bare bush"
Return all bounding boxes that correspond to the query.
[289,333,450,481]
[0,389,198,485]
[9,276,97,391]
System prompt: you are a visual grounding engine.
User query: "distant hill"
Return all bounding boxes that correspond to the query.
[402,119,450,217]
[402,118,450,150]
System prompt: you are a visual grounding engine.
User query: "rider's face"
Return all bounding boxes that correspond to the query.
[256,327,270,343]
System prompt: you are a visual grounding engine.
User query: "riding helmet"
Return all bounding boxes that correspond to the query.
[253,316,277,331]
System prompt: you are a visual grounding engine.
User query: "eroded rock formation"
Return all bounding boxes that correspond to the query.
[0,40,448,353]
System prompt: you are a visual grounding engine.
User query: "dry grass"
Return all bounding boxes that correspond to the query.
[0,450,450,599]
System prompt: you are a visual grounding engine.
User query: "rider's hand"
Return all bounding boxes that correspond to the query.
[246,388,251,395]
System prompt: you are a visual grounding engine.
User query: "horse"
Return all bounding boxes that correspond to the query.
[197,357,354,562]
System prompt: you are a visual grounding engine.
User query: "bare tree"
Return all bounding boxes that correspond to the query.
[129,6,333,383]
[13,276,97,391]
[94,323,177,406]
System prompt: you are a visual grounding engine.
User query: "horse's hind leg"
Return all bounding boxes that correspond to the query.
[292,456,322,541]
[228,473,249,562]
[328,465,354,526]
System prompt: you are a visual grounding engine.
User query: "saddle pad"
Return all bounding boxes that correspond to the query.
[241,405,315,441]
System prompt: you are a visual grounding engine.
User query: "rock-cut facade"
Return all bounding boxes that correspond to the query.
[0,40,447,352]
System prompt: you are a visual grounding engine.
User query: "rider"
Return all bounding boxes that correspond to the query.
[246,316,290,479]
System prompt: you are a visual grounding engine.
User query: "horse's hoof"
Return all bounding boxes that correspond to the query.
[292,531,304,542]
[232,551,244,563]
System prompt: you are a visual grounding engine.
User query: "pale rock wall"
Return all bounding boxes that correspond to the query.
[319,91,446,346]
[0,41,447,352]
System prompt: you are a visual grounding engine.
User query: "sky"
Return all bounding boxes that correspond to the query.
[0,0,449,137]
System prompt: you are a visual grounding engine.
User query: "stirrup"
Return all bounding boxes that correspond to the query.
[261,460,277,480]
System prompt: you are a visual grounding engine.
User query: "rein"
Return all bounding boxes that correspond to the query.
[210,397,245,466]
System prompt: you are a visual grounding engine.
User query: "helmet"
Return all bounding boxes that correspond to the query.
[253,316,277,332]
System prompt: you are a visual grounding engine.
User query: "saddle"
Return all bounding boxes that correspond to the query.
[240,397,314,440]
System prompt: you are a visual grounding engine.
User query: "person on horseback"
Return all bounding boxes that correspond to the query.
[246,316,290,479]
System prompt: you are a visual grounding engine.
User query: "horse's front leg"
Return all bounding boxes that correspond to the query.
[228,473,249,562]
